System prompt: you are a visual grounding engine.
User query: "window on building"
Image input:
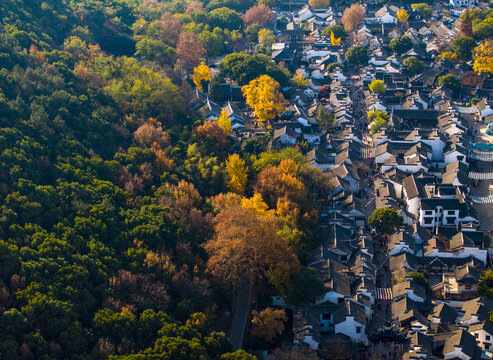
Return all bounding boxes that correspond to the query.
[475,334,479,338]
[356,326,361,333]
[465,284,472,290]
[425,210,433,215]
[486,335,491,341]
[424,218,433,224]
[322,313,330,320]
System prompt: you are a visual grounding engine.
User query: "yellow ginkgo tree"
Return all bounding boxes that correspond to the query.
[241,193,273,215]
[242,75,286,123]
[292,69,310,88]
[330,31,341,46]
[440,51,458,62]
[226,153,248,195]
[216,110,232,134]
[473,40,493,74]
[192,62,211,90]
[397,9,409,24]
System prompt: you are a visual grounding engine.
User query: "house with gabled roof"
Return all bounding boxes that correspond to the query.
[391,296,428,331]
[442,329,481,360]
[427,303,458,325]
[329,164,360,191]
[312,258,352,305]
[293,303,323,350]
[459,297,493,327]
[273,126,298,145]
[221,102,244,130]
[196,97,222,120]
[468,321,493,351]
[393,279,427,303]
[441,264,481,300]
[333,300,368,345]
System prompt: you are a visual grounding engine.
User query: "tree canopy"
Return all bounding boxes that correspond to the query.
[369,208,404,234]
[220,53,291,86]
[0,2,328,359]
[403,56,424,74]
[345,45,368,66]
[369,80,387,95]
[438,74,461,92]
[389,36,413,55]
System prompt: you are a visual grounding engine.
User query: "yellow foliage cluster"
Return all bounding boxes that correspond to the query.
[473,40,493,74]
[330,31,341,46]
[440,51,458,61]
[241,193,273,215]
[226,153,248,195]
[154,147,175,171]
[397,9,409,23]
[192,62,211,90]
[242,75,286,123]
[216,110,232,134]
[251,308,287,342]
[292,69,310,88]
[186,312,207,328]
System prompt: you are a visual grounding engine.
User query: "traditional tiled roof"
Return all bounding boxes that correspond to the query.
[442,330,479,359]
[427,303,457,324]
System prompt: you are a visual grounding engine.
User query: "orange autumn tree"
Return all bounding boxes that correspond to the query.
[460,9,473,37]
[176,32,207,69]
[159,12,183,46]
[242,75,286,123]
[251,308,287,342]
[205,204,299,291]
[186,1,204,14]
[254,159,305,208]
[341,3,366,33]
[193,120,230,150]
[242,4,275,26]
[133,121,170,148]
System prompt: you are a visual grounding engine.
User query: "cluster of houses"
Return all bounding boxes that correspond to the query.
[188,0,493,357]
[271,1,493,359]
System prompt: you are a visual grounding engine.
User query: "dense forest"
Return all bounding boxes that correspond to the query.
[0,1,329,359]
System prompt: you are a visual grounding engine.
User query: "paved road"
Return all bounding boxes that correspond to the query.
[228,282,252,350]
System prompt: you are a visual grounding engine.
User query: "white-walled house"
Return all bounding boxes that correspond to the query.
[423,236,487,264]
[273,126,297,145]
[418,198,477,229]
[366,6,398,24]
[402,174,432,218]
[468,321,493,351]
[333,301,368,345]
[450,0,475,7]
